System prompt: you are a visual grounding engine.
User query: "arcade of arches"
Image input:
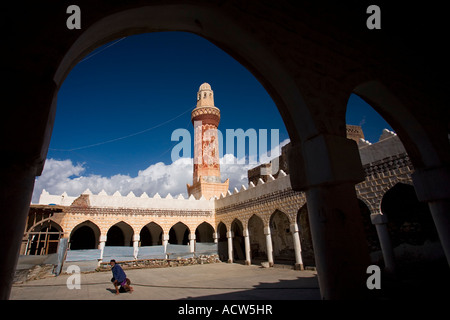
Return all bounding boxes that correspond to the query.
[4,2,450,300]
[22,129,446,301]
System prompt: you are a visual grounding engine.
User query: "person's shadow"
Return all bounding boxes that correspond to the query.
[106,287,127,294]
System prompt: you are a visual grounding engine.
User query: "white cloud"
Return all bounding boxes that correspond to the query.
[32,158,193,203]
[32,139,290,203]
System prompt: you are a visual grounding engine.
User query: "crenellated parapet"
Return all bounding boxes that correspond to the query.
[215,170,291,207]
[38,188,214,212]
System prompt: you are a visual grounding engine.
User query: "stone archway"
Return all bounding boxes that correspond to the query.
[26,220,64,255]
[379,182,446,277]
[217,222,228,262]
[231,219,245,262]
[3,4,370,300]
[4,2,449,300]
[70,226,95,250]
[248,214,266,263]
[106,221,134,246]
[69,220,100,250]
[352,81,448,170]
[195,222,214,243]
[168,222,189,245]
[352,81,450,268]
[381,183,439,248]
[140,222,163,246]
[270,210,295,265]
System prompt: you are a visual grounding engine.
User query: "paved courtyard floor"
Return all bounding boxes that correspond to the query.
[10,262,320,300]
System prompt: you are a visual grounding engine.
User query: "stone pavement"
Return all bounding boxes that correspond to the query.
[10,262,320,300]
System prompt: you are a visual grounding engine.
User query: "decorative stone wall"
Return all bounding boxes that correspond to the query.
[26,128,416,270]
[27,191,216,253]
[53,206,215,239]
[215,173,306,230]
[356,152,414,215]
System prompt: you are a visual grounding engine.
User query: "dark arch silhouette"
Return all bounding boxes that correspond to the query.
[195,222,214,243]
[381,183,438,247]
[70,226,96,250]
[140,222,163,246]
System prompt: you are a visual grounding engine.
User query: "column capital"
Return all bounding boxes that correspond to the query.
[189,233,196,240]
[264,226,271,235]
[370,213,388,225]
[133,235,140,242]
[226,231,234,238]
[288,134,364,191]
[99,235,107,242]
[290,223,299,233]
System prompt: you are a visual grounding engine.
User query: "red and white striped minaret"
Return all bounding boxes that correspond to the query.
[187,83,229,199]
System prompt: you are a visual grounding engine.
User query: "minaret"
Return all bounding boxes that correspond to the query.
[187,83,229,200]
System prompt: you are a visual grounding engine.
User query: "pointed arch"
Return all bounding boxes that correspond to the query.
[231,219,245,261]
[217,222,228,262]
[195,222,214,243]
[381,183,438,247]
[106,221,134,246]
[270,209,295,264]
[353,80,449,169]
[248,214,267,262]
[69,220,101,250]
[140,222,163,246]
[168,222,189,245]
[26,219,64,255]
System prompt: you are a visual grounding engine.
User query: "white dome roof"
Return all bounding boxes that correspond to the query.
[199,83,212,91]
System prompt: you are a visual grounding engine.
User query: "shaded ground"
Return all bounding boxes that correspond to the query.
[374,259,450,300]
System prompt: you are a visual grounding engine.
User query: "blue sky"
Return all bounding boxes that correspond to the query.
[32,32,392,202]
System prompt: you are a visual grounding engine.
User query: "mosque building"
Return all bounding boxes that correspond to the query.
[21,83,439,275]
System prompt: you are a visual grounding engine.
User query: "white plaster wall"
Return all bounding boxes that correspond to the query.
[358,130,407,165]
[214,173,292,209]
[38,189,214,210]
[38,190,77,206]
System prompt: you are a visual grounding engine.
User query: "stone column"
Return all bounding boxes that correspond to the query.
[243,227,251,265]
[305,183,371,299]
[133,235,140,260]
[98,235,107,264]
[412,166,450,266]
[290,223,304,270]
[264,227,274,267]
[288,135,370,299]
[0,163,38,299]
[213,232,219,244]
[162,234,169,258]
[371,213,395,274]
[189,233,196,253]
[427,200,450,265]
[227,231,234,263]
